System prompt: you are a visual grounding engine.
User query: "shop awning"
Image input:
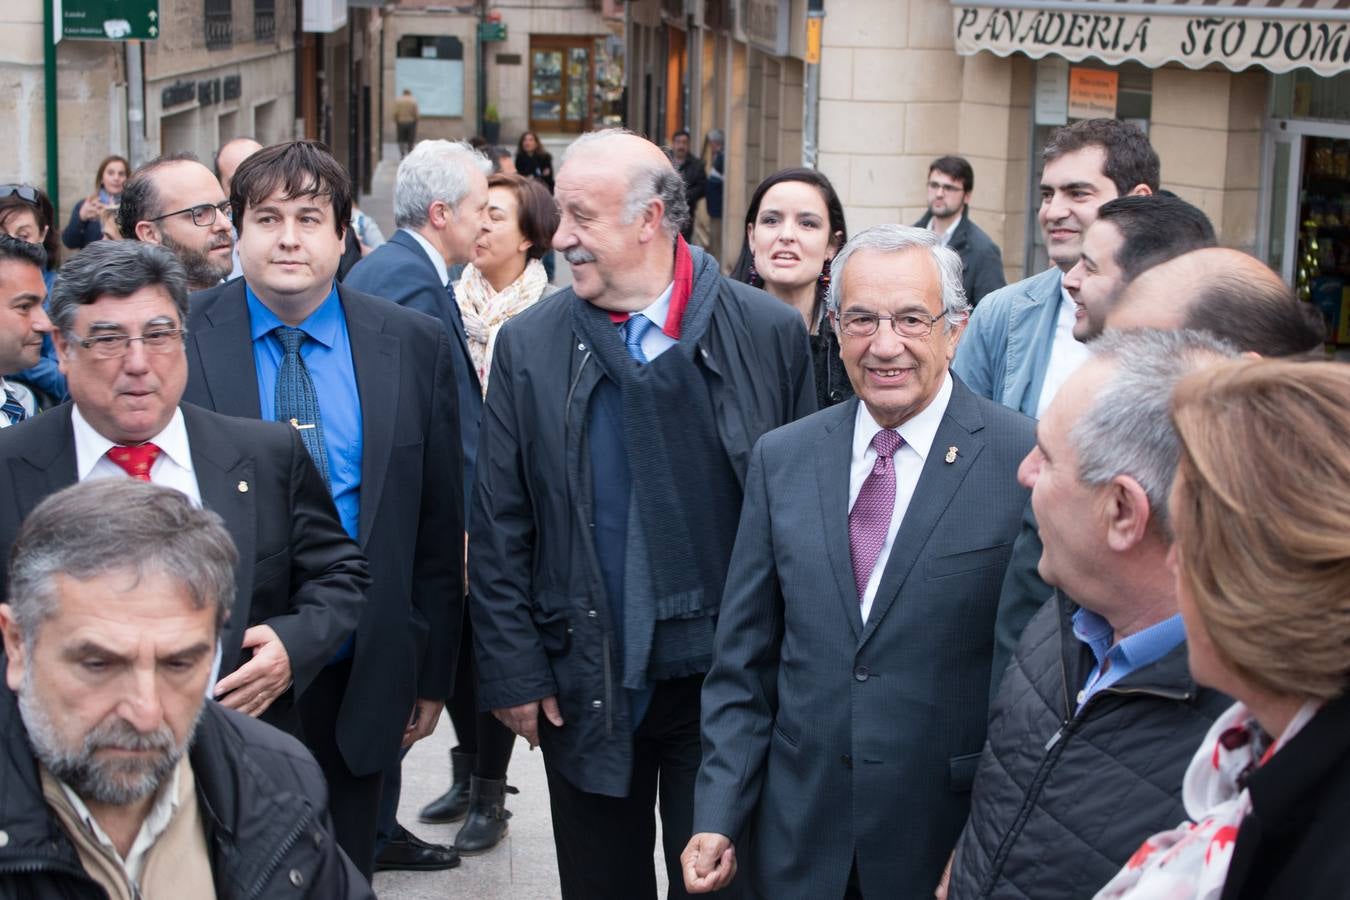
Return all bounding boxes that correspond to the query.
[952,0,1350,77]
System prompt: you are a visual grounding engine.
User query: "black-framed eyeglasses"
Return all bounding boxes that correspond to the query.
[832,310,942,339]
[0,185,39,204]
[926,181,964,194]
[148,202,231,227]
[72,328,187,359]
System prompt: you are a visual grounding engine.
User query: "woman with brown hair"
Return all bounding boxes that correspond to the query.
[1096,359,1350,900]
[62,154,128,249]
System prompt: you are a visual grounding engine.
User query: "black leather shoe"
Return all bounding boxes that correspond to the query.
[419,749,475,824]
[374,824,461,872]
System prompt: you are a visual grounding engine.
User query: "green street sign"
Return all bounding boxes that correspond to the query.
[478,22,507,43]
[59,0,161,41]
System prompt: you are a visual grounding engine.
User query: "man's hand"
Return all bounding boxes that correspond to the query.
[492,696,564,749]
[402,698,445,748]
[682,833,737,893]
[934,850,955,900]
[214,625,292,717]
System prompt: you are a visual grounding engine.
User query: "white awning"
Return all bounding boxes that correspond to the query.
[952,0,1350,77]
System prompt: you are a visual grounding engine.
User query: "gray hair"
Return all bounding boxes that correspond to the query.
[7,480,237,649]
[1072,328,1240,538]
[563,129,690,238]
[707,128,725,146]
[49,240,189,335]
[394,139,492,229]
[827,224,970,329]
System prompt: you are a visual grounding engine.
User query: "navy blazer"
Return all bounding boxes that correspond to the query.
[184,278,464,777]
[694,380,1037,899]
[345,229,482,514]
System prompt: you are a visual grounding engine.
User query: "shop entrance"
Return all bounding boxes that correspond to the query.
[529,37,594,134]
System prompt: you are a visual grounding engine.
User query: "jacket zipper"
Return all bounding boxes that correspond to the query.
[245,815,310,899]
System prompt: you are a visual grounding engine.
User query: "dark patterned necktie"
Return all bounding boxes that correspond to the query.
[273,326,331,487]
[2,386,27,426]
[849,429,904,601]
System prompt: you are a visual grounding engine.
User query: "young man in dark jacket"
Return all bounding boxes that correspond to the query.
[0,480,370,899]
[470,129,814,899]
[914,156,1005,306]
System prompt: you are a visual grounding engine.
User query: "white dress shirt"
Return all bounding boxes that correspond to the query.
[1035,284,1091,419]
[0,378,37,426]
[72,405,202,506]
[404,227,451,287]
[931,211,962,248]
[848,373,954,622]
[629,281,678,361]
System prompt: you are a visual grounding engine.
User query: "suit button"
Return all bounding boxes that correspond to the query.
[853,665,870,682]
[587,609,598,619]
[591,699,603,709]
[841,754,853,769]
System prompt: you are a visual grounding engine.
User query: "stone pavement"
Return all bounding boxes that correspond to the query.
[361,140,670,899]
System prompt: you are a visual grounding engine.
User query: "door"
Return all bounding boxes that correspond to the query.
[530,37,595,133]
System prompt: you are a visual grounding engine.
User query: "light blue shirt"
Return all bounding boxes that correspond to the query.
[1072,608,1186,710]
[245,284,363,542]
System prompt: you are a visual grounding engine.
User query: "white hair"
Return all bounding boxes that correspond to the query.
[562,129,689,238]
[826,224,970,329]
[1072,328,1239,537]
[394,139,491,228]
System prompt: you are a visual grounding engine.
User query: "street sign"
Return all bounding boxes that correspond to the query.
[477,22,507,43]
[58,0,160,42]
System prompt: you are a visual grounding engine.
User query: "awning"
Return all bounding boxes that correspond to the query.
[952,0,1350,77]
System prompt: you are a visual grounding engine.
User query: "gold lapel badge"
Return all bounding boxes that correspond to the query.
[237,481,249,493]
[945,446,959,464]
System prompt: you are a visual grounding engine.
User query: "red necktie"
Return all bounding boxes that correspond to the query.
[106,443,162,482]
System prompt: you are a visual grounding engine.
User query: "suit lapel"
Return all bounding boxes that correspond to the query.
[10,406,79,515]
[860,384,987,647]
[341,289,399,548]
[196,281,263,418]
[391,230,482,394]
[816,400,863,641]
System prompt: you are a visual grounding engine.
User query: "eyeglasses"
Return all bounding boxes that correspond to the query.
[148,202,231,227]
[833,310,942,339]
[0,185,39,204]
[72,328,187,359]
[926,181,965,194]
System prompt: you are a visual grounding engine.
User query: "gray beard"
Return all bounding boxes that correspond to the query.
[17,668,201,806]
[159,232,233,291]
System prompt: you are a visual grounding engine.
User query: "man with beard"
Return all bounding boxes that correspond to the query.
[118,155,236,291]
[0,478,371,898]
[913,156,1005,306]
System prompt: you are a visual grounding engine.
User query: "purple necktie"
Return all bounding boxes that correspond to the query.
[849,429,903,601]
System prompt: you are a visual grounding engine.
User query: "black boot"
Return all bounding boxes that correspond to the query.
[419,749,475,824]
[454,776,512,854]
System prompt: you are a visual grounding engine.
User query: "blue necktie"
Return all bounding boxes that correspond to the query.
[2,387,27,426]
[273,326,331,487]
[623,315,654,364]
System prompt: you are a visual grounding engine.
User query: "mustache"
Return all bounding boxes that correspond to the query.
[85,716,176,754]
[563,247,596,265]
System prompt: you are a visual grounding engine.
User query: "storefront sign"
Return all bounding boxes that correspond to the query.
[57,0,159,41]
[740,0,790,56]
[1068,67,1117,119]
[954,4,1350,78]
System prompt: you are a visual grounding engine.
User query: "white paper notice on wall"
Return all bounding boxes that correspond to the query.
[1034,57,1068,126]
[395,59,465,118]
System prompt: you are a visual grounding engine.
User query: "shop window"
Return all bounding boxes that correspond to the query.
[530,35,620,134]
[1272,71,1350,123]
[395,36,465,118]
[205,0,232,50]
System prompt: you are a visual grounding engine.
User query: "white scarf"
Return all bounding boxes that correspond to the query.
[454,258,550,396]
[1093,699,1319,900]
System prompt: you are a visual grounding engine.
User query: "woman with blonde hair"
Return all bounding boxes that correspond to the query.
[1096,358,1350,900]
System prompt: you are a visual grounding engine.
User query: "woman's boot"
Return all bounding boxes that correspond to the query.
[418,750,475,824]
[453,776,512,854]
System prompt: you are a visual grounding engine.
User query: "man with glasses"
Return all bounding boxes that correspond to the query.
[684,225,1035,899]
[914,156,1005,307]
[118,155,236,292]
[0,240,369,741]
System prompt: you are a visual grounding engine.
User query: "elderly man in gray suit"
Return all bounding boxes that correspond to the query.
[684,224,1037,899]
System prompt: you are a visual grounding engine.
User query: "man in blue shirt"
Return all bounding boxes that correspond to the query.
[183,140,464,880]
[942,330,1237,900]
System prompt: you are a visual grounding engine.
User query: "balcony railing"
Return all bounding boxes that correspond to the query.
[205,0,232,49]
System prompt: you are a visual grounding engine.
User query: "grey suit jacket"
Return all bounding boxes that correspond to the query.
[694,378,1036,899]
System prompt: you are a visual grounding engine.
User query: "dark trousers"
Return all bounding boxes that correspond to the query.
[447,603,516,779]
[298,658,384,881]
[396,122,417,156]
[543,675,707,900]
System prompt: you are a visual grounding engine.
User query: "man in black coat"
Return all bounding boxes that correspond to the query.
[182,141,463,878]
[470,129,813,899]
[0,240,368,734]
[0,479,371,899]
[914,155,1005,306]
[670,129,707,244]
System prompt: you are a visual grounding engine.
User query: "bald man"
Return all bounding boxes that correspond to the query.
[468,128,814,898]
[1107,247,1325,356]
[215,138,263,280]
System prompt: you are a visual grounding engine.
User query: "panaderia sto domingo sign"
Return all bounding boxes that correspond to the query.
[954,6,1350,78]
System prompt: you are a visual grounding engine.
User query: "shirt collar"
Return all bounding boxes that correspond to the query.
[635,282,675,334]
[54,755,185,878]
[402,227,451,287]
[852,372,954,464]
[934,211,962,247]
[1072,606,1187,672]
[245,282,342,349]
[71,405,195,481]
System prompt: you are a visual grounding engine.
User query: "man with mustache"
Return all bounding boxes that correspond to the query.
[470,128,814,898]
[118,155,237,292]
[0,479,371,897]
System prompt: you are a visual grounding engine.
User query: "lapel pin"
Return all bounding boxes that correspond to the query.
[237,480,249,493]
[945,446,959,464]
[289,417,316,431]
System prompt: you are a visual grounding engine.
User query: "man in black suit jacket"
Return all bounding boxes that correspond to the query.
[0,240,368,731]
[183,140,463,878]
